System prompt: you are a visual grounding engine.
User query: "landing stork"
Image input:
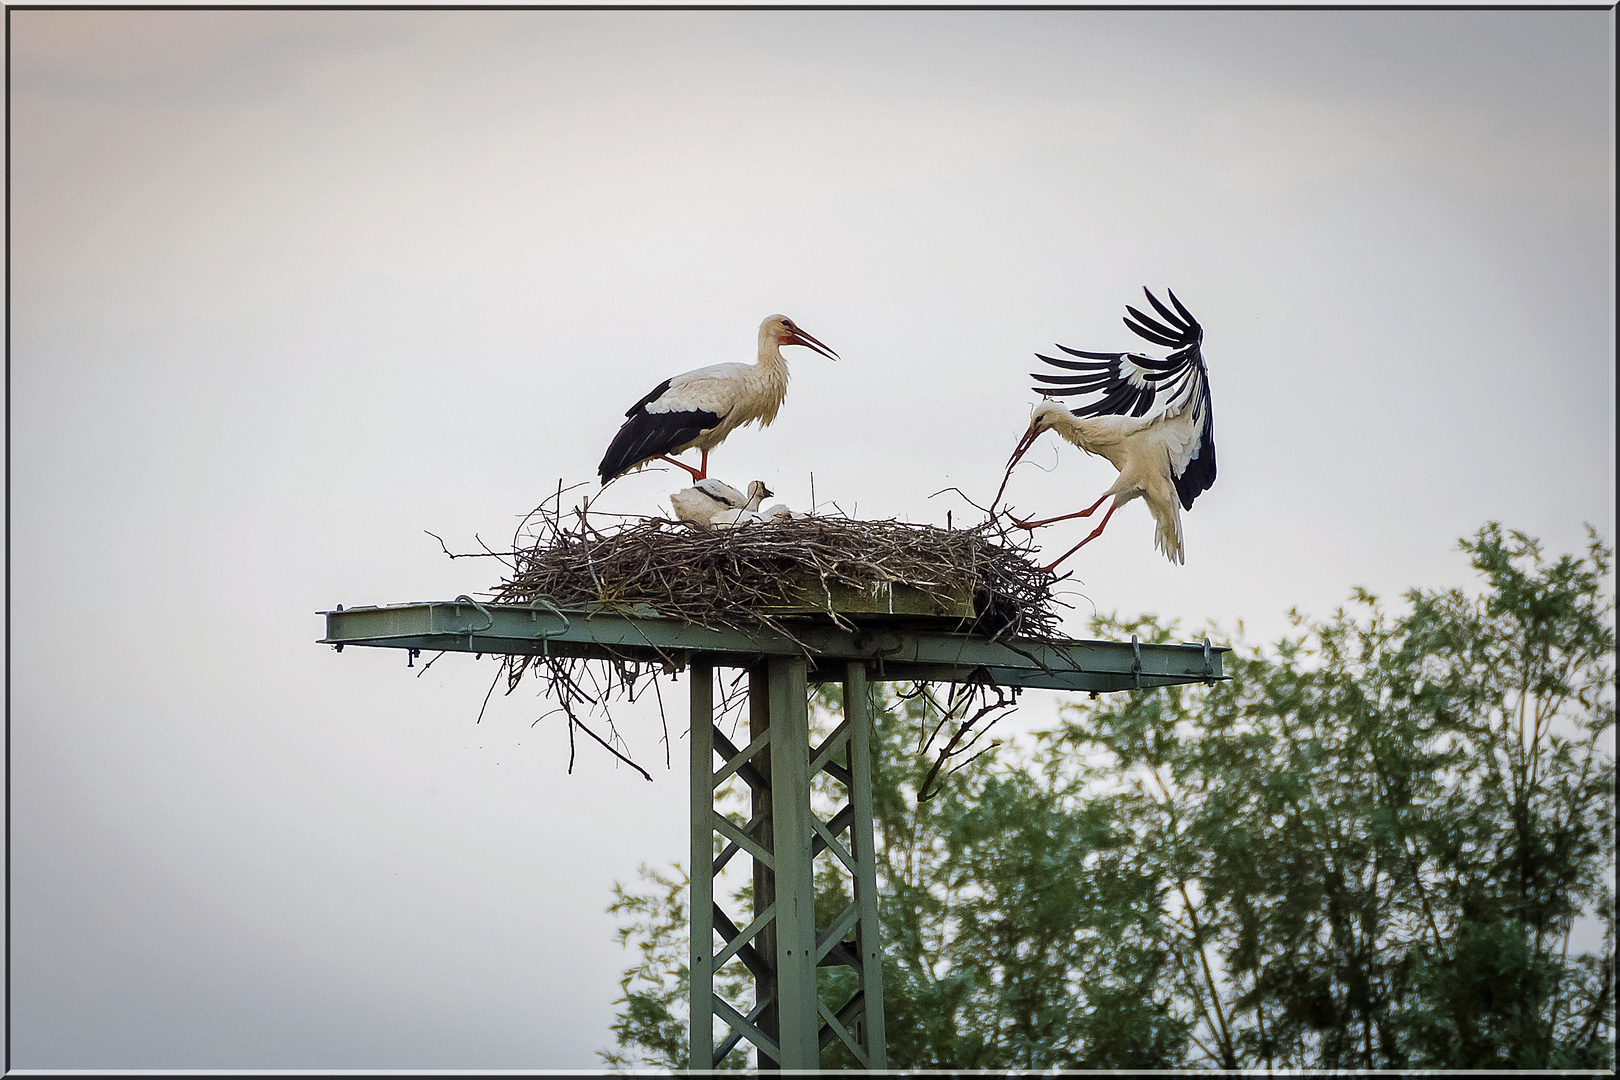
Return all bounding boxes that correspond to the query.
[598,315,839,484]
[999,288,1216,571]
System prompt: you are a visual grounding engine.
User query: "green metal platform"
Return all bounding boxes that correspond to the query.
[319,598,1225,692]
[319,598,1226,1070]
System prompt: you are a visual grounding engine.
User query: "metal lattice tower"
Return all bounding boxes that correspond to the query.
[321,598,1225,1070]
[688,658,887,1068]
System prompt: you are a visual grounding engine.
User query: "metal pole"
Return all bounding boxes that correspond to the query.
[688,661,715,1071]
[766,655,820,1070]
[748,665,779,1069]
[845,661,888,1068]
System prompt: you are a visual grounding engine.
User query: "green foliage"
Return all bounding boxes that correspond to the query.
[601,859,756,1070]
[599,864,691,1071]
[872,694,1190,1069]
[603,524,1614,1069]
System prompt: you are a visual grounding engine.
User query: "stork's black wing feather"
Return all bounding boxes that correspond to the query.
[598,378,722,482]
[624,379,674,418]
[1030,287,1207,420]
[1030,287,1217,505]
[1122,306,1187,348]
[1174,412,1217,510]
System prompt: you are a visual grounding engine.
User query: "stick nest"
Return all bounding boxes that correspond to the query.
[436,486,1063,784]
[491,502,1062,644]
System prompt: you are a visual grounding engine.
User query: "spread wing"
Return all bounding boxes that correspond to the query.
[1031,287,1216,509]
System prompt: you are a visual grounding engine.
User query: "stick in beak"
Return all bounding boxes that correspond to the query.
[990,421,1042,515]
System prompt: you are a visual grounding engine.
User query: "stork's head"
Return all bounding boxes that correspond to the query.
[761,315,839,361]
[990,400,1070,516]
[746,480,774,504]
[1007,401,1071,468]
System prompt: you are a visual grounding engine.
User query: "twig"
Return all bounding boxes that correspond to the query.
[476,663,503,723]
[426,530,512,559]
[917,685,1019,801]
[929,485,994,517]
[571,716,654,782]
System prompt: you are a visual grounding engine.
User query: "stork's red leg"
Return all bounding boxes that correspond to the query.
[1011,491,1111,531]
[1042,498,1121,573]
[658,454,705,480]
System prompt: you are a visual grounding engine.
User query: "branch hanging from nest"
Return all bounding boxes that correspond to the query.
[909,682,1021,801]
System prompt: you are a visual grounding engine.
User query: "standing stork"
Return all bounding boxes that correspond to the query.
[598,315,839,484]
[999,288,1216,571]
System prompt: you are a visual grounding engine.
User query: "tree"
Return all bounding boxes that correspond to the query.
[603,524,1614,1068]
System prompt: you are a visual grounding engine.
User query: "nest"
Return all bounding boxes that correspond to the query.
[440,485,1064,783]
[491,505,1061,643]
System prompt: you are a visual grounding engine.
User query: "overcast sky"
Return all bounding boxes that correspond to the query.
[9,7,1614,1070]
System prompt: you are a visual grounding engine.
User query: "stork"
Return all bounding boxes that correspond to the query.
[598,315,839,484]
[759,501,800,522]
[670,479,772,527]
[999,288,1216,572]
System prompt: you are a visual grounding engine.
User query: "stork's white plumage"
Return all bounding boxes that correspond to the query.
[670,479,772,526]
[1006,404,1196,568]
[999,288,1216,572]
[759,502,798,522]
[711,507,766,528]
[598,315,838,484]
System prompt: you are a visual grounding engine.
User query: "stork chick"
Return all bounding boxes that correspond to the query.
[759,502,799,522]
[670,479,772,527]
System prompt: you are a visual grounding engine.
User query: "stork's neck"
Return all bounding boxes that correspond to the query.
[755,337,791,388]
[1040,410,1094,448]
[750,336,792,426]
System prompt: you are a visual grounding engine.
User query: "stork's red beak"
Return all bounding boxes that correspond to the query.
[1006,421,1042,470]
[784,326,839,361]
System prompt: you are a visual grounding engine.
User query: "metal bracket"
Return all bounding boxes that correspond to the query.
[452,595,494,649]
[452,595,495,631]
[1131,634,1142,690]
[526,597,571,654]
[1202,636,1214,678]
[850,630,904,658]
